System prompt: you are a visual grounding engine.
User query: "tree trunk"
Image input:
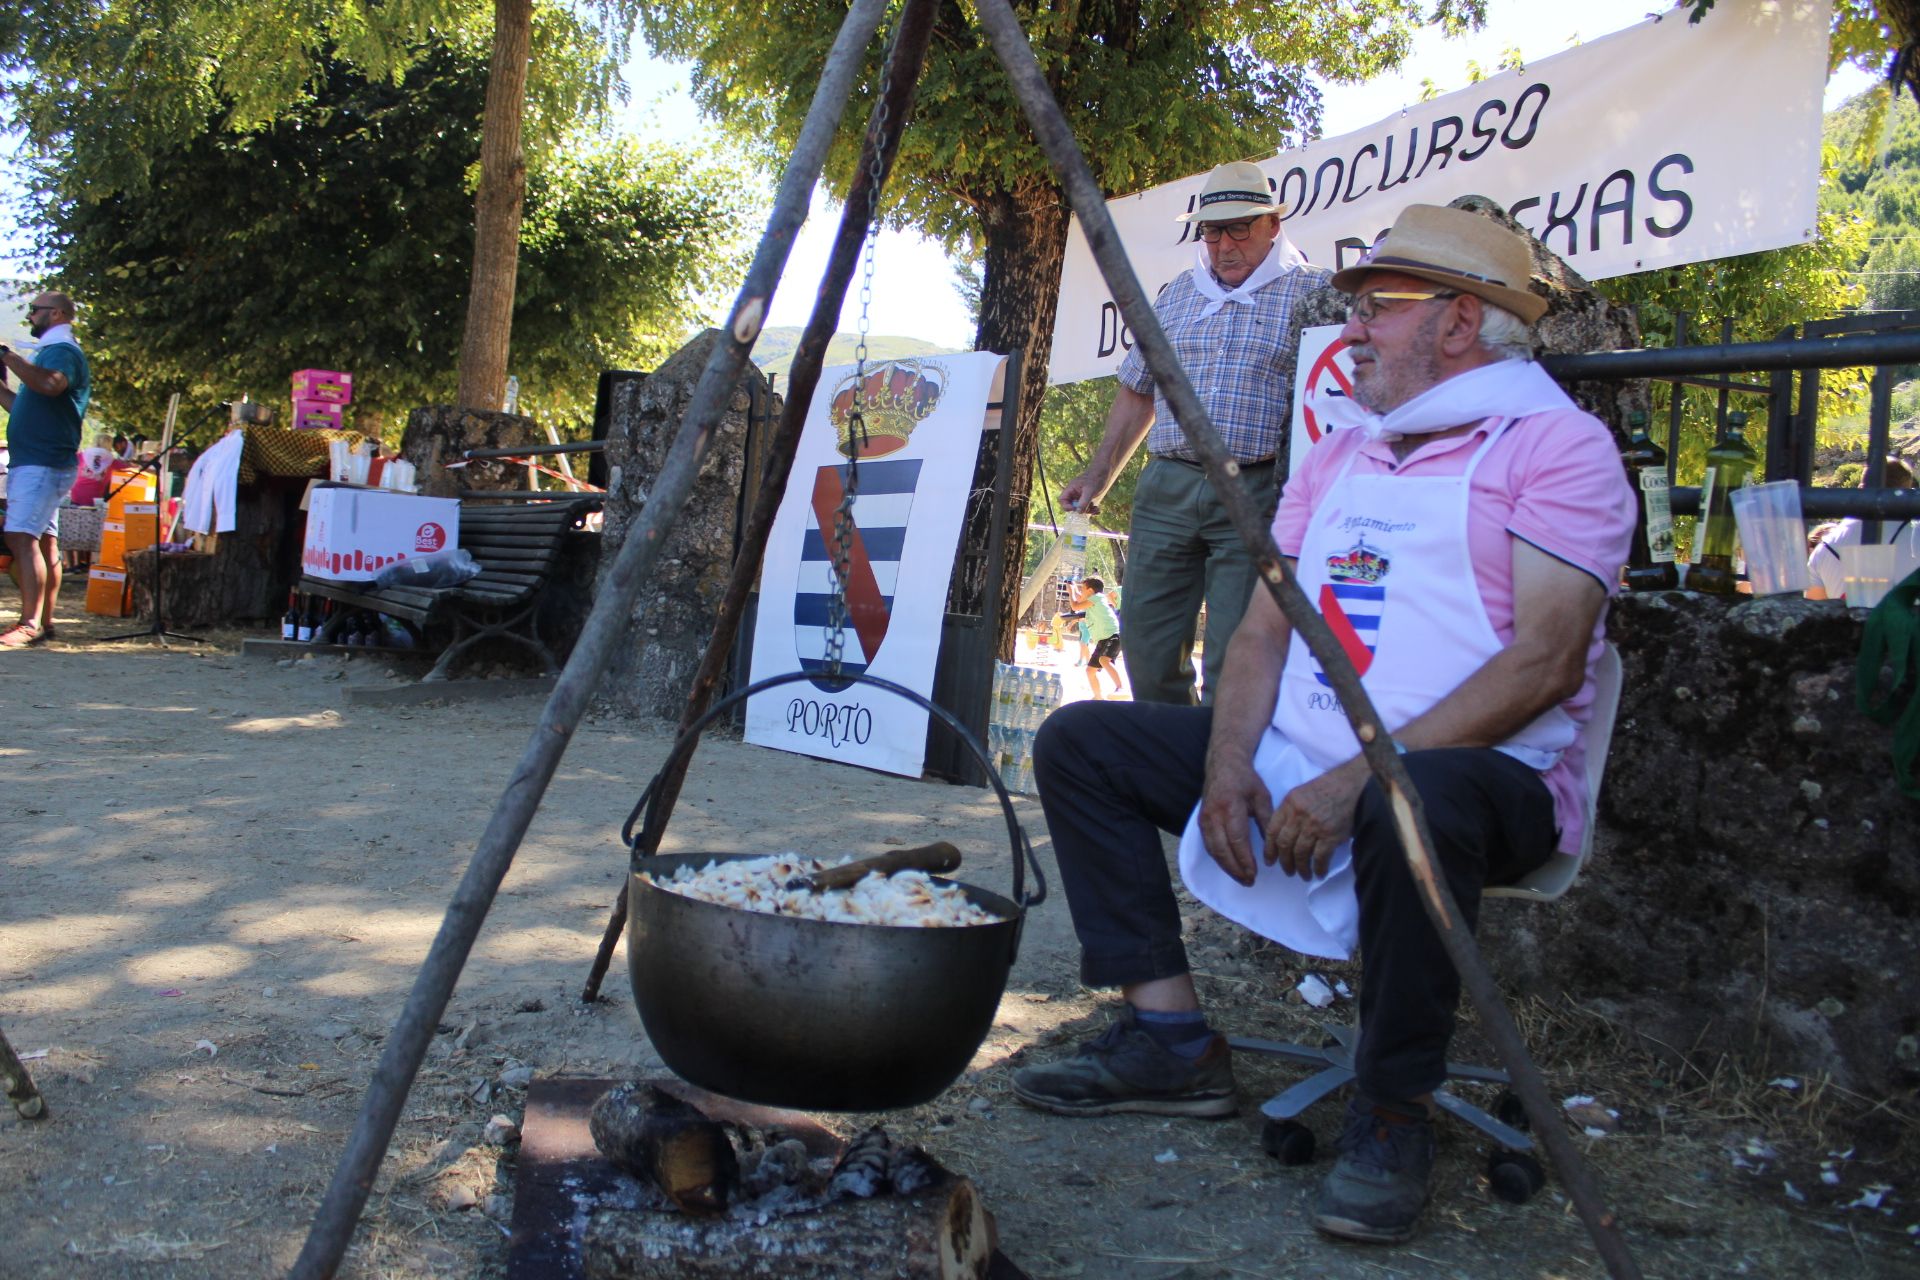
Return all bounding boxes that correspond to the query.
[962,181,1071,660]
[455,0,534,412]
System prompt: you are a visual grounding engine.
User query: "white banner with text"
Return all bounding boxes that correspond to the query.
[1049,0,1830,385]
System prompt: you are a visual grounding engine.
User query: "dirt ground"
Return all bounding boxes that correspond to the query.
[3,579,1915,1279]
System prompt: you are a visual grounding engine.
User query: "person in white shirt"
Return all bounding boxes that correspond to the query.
[1806,456,1916,600]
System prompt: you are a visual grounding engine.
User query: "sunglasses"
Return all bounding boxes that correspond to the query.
[1349,290,1460,325]
[1196,220,1265,243]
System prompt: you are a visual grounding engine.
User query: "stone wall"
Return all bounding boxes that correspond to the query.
[1482,591,1918,1097]
[593,330,780,721]
[398,405,546,497]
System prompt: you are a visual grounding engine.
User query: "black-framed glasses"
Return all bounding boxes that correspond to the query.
[1196,220,1261,244]
[1349,290,1460,325]
[26,304,56,315]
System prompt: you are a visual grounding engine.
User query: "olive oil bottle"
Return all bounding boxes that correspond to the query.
[1622,411,1679,591]
[1688,410,1757,595]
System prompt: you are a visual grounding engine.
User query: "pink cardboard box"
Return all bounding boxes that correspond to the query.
[291,397,345,431]
[291,369,354,404]
[301,488,459,582]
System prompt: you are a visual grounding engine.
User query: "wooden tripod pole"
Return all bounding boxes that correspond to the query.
[581,0,942,1005]
[971,2,1643,1277]
[286,1,893,1273]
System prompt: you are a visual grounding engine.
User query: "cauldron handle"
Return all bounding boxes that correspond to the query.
[620,670,1047,910]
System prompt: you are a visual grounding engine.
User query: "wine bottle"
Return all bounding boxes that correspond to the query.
[1622,411,1679,591]
[295,595,316,642]
[281,590,299,640]
[1688,410,1758,595]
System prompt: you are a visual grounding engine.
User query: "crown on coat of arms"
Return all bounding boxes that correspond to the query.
[831,359,945,459]
[1327,538,1389,584]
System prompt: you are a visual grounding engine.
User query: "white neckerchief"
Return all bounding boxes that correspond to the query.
[1189,231,1308,319]
[33,323,78,351]
[1308,358,1575,443]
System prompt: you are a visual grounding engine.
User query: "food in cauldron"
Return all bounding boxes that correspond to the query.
[642,853,1000,927]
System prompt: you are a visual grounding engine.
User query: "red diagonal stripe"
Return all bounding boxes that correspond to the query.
[810,467,891,662]
[1318,583,1374,677]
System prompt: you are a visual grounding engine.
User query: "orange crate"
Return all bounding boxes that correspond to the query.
[86,565,131,617]
[106,475,157,519]
[118,504,159,551]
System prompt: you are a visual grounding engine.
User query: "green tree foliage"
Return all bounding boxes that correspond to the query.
[1825,87,1920,315]
[1598,207,1870,479]
[0,1,627,192]
[1034,376,1141,537]
[34,44,753,441]
[635,0,1485,648]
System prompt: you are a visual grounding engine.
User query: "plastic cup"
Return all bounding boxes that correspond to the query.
[1729,481,1811,596]
[1894,526,1920,592]
[1839,543,1898,609]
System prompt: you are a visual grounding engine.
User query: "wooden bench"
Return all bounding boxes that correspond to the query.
[300,494,600,682]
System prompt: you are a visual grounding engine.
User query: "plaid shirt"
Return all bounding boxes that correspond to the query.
[1119,263,1344,464]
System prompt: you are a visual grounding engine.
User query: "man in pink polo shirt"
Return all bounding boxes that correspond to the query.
[1014,205,1634,1246]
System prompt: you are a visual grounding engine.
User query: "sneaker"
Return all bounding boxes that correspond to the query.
[1312,1096,1437,1244]
[1010,1006,1236,1118]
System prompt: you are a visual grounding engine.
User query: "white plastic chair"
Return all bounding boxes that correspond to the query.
[1229,643,1624,1179]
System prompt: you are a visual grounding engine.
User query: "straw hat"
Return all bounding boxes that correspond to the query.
[1330,204,1546,324]
[1175,160,1284,223]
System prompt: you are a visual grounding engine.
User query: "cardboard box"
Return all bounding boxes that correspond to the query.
[291,398,346,431]
[291,369,354,404]
[301,488,459,582]
[107,474,157,515]
[86,566,131,616]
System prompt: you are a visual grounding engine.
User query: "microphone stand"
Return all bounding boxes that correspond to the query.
[103,441,202,644]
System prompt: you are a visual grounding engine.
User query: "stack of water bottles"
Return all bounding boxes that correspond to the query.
[988,661,1065,795]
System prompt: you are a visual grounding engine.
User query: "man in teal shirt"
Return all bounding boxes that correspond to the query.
[3,291,91,647]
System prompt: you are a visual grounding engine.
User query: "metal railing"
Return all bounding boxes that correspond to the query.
[1540,315,1920,533]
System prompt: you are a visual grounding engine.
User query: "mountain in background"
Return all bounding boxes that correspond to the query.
[749,326,966,380]
[1823,89,1920,315]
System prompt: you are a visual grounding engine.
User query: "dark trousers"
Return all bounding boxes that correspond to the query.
[1033,700,1556,1102]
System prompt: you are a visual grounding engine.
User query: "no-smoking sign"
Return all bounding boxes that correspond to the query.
[1288,325,1355,478]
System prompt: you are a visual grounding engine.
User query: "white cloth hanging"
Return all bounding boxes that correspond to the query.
[180,429,246,534]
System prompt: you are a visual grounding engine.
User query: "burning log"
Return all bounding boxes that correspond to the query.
[581,1087,995,1279]
[590,1083,740,1214]
[0,1024,47,1120]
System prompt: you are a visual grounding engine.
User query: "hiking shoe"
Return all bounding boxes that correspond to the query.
[1312,1096,1437,1244]
[1010,1006,1236,1118]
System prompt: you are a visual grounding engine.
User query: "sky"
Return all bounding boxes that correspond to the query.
[0,1,1879,352]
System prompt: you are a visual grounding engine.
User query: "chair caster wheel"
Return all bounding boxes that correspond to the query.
[1494,1090,1530,1131]
[1261,1118,1316,1165]
[1487,1149,1545,1203]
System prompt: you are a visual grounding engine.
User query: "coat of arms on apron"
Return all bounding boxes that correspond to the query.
[1313,536,1388,687]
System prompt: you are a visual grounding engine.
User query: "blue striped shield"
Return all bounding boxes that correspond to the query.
[1311,537,1389,688]
[795,458,922,688]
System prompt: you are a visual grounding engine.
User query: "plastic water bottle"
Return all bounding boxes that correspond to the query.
[1061,511,1090,577]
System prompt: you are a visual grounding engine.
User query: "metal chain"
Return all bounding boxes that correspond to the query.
[826,23,895,678]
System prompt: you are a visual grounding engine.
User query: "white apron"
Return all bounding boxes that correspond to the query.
[1177,420,1577,959]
